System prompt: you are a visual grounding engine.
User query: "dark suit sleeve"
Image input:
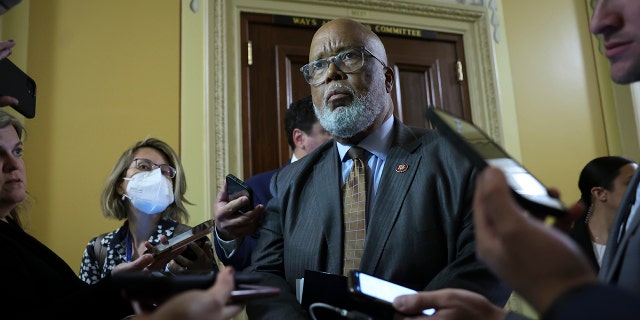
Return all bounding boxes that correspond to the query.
[542,282,640,320]
[214,234,257,271]
[414,136,510,306]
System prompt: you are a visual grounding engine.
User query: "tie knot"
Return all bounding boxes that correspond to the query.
[347,147,366,160]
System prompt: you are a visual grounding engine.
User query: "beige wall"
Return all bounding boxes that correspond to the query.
[502,0,612,204]
[2,0,182,268]
[2,0,626,270]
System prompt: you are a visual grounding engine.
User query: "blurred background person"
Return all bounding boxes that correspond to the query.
[79,137,216,284]
[571,156,637,271]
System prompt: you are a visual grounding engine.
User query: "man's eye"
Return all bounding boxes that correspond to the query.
[341,50,359,60]
[310,60,328,71]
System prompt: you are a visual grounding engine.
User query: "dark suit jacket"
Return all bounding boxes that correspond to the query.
[599,169,640,297]
[246,119,510,319]
[541,283,640,320]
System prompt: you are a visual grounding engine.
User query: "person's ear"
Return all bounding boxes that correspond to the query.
[117,179,126,197]
[591,187,607,202]
[384,66,394,93]
[292,128,306,151]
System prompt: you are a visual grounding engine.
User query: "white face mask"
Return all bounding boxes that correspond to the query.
[123,168,175,215]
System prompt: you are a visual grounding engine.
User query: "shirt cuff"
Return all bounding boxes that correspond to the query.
[214,226,238,258]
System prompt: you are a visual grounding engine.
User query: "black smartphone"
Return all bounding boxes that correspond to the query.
[113,270,280,303]
[0,58,36,118]
[348,271,436,316]
[226,173,253,214]
[150,220,214,261]
[425,108,566,219]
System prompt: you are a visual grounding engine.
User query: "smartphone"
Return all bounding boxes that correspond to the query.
[230,284,281,303]
[0,58,36,118]
[113,270,280,303]
[150,220,214,260]
[226,173,253,214]
[348,271,436,316]
[425,108,566,219]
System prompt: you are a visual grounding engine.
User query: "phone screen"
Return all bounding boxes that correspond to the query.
[152,220,214,256]
[350,272,435,316]
[426,108,566,217]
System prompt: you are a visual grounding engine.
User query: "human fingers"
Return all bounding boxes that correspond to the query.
[0,96,19,107]
[211,267,245,318]
[0,40,15,59]
[393,290,446,315]
[217,180,229,202]
[112,253,155,274]
[394,289,505,320]
[472,168,519,266]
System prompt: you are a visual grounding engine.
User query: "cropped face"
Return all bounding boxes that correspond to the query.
[0,125,26,219]
[605,163,638,211]
[590,0,640,83]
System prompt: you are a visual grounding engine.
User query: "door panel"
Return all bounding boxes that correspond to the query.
[242,13,471,177]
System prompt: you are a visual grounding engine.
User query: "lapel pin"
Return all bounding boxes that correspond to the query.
[395,164,408,173]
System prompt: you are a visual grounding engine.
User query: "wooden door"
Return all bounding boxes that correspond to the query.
[241,13,470,177]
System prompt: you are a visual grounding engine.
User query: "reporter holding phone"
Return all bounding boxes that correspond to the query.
[79,138,217,284]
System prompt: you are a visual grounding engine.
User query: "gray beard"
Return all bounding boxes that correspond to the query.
[314,85,384,139]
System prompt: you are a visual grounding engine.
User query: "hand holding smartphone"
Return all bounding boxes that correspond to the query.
[226,174,253,214]
[348,271,436,316]
[148,220,214,263]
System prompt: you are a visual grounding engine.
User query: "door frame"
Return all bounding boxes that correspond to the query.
[180,0,517,219]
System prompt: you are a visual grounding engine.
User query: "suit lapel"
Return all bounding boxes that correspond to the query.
[600,169,640,281]
[360,120,423,274]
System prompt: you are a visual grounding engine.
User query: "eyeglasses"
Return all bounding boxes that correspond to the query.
[300,46,387,86]
[132,158,177,179]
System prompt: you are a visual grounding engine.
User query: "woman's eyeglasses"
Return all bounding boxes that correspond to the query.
[131,158,176,179]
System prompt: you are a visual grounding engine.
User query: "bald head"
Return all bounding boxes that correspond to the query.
[307,18,395,144]
[310,18,387,65]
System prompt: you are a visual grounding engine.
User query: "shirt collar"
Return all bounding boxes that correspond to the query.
[337,116,394,161]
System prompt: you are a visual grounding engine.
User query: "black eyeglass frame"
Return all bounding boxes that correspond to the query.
[299,46,387,86]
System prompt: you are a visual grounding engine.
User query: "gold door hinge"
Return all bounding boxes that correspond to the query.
[456,60,464,82]
[247,41,253,66]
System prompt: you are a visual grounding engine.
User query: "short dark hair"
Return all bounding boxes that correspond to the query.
[284,95,317,150]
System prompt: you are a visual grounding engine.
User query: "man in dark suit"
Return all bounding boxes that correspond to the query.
[392,1,640,319]
[214,18,509,319]
[214,95,331,270]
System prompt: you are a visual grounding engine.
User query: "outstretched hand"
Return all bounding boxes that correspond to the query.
[473,167,598,314]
